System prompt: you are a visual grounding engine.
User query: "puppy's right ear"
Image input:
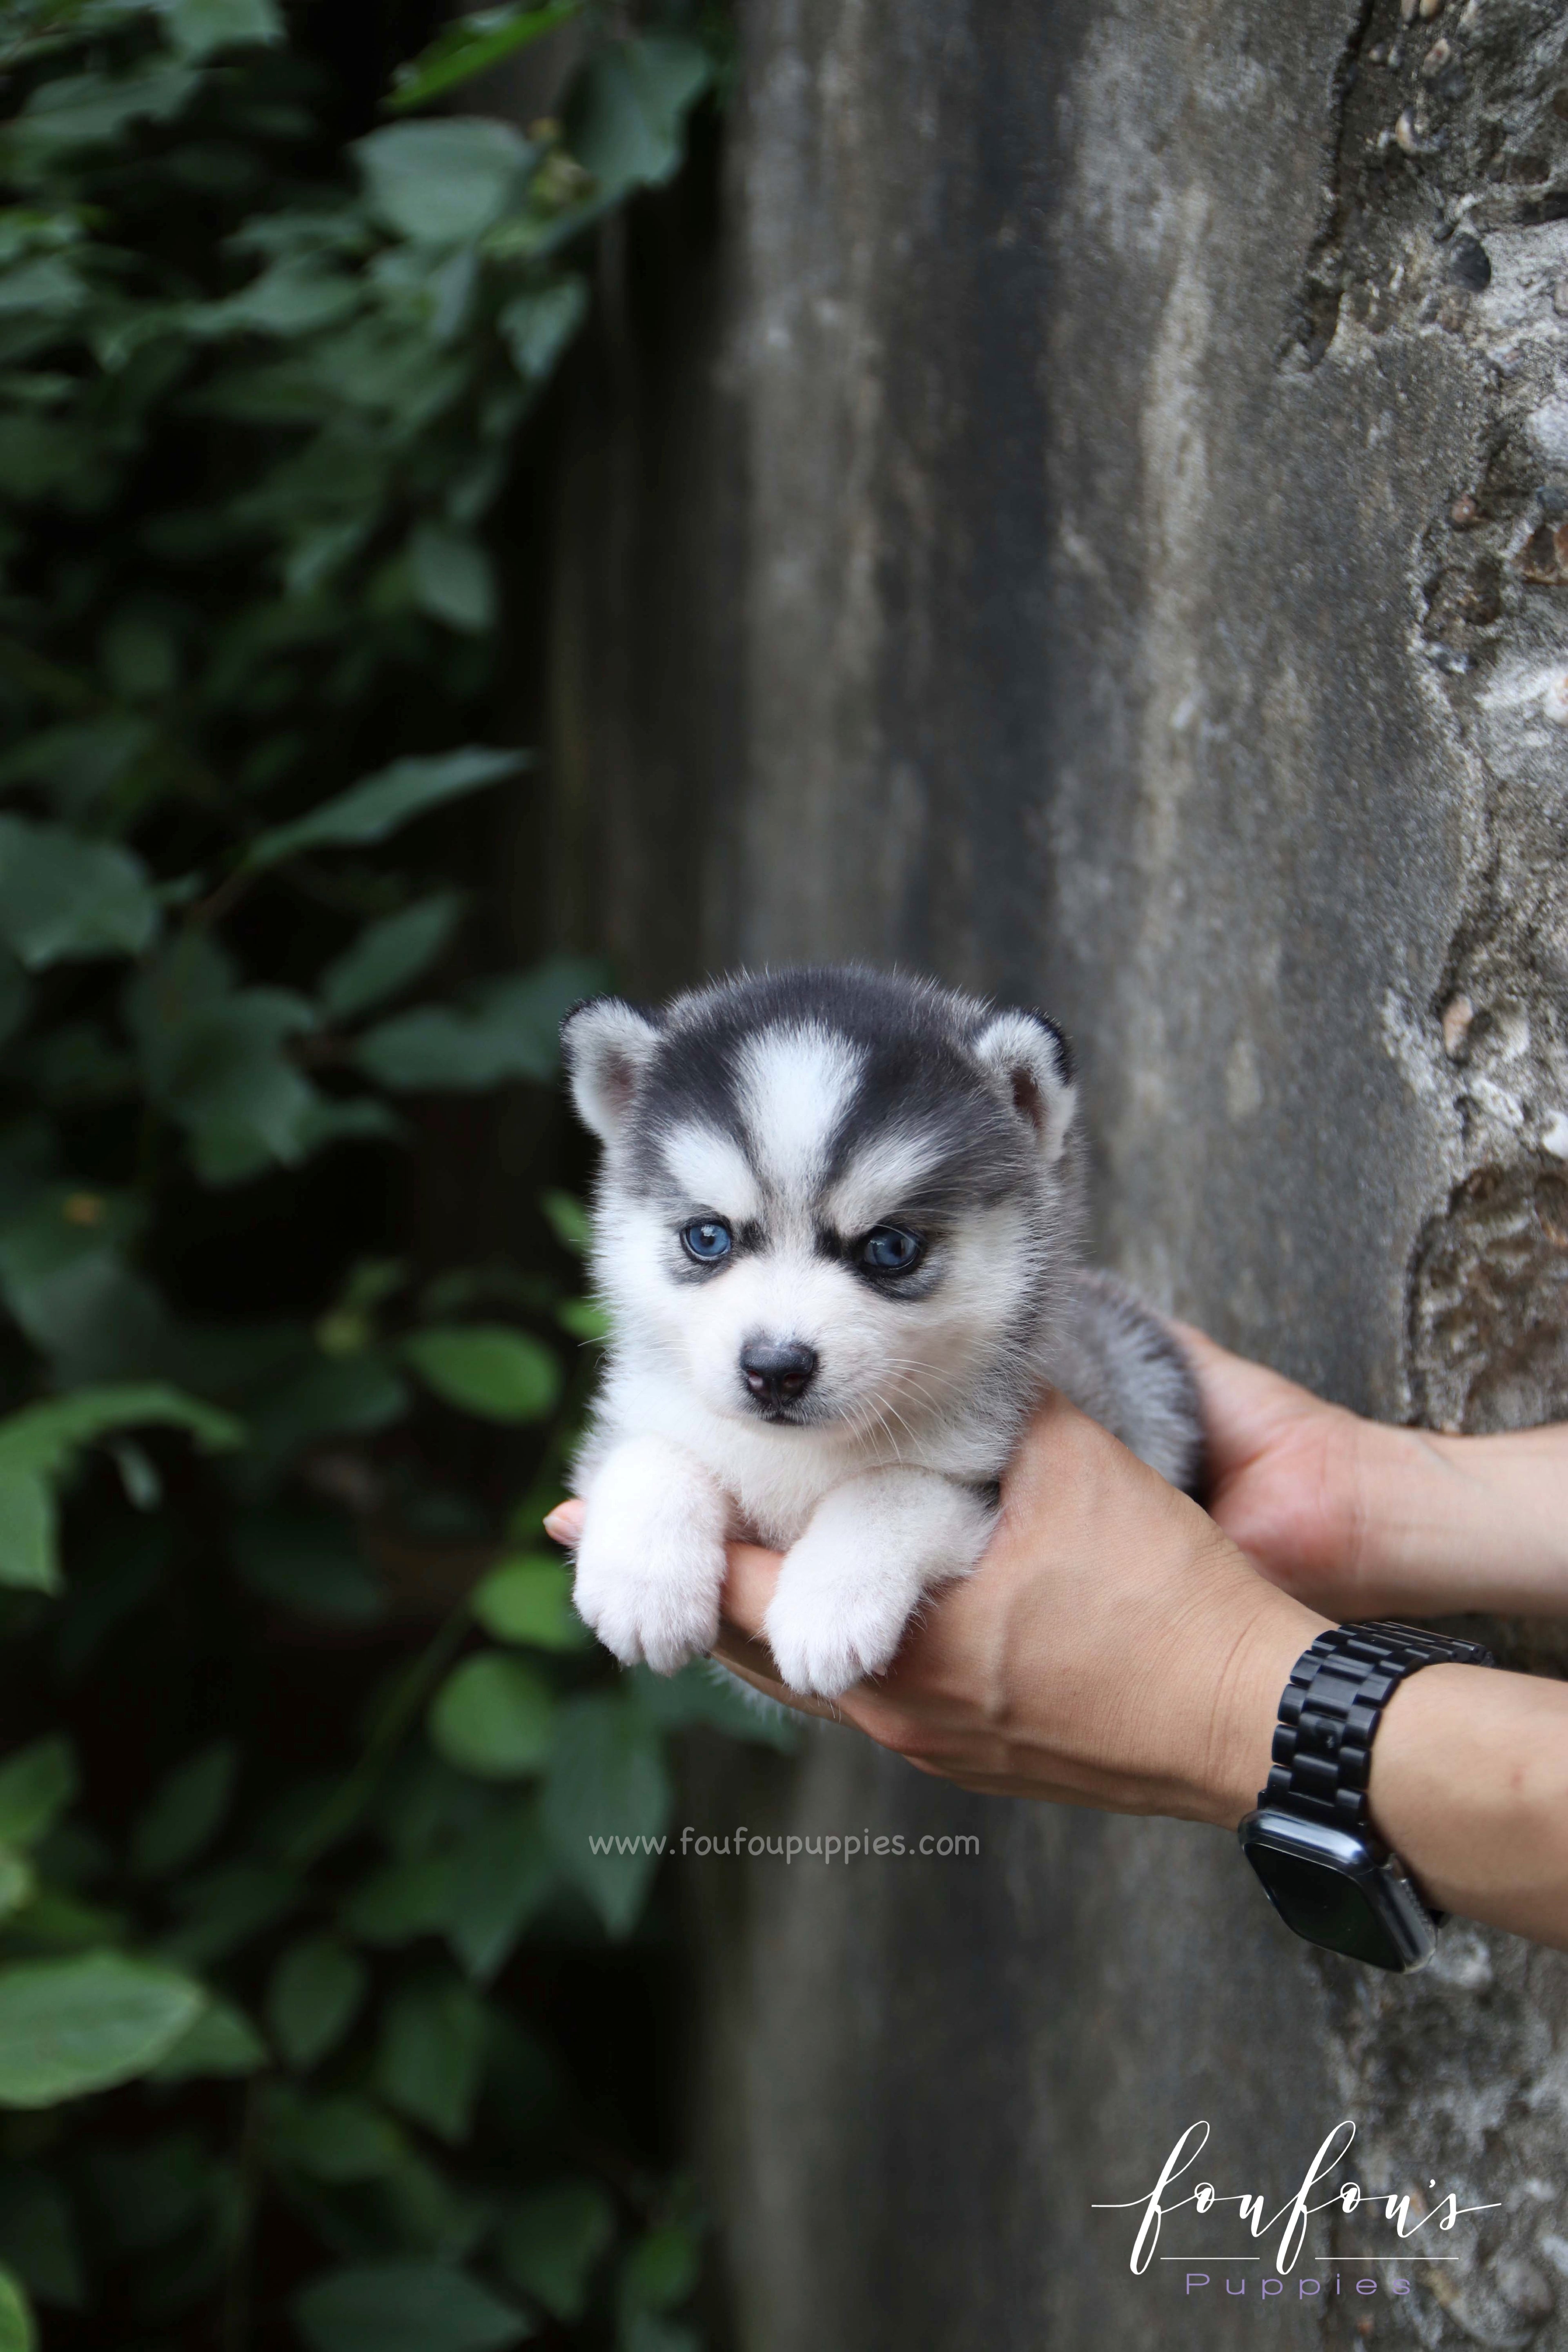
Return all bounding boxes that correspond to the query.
[971,1007,1077,1169]
[560,997,662,1143]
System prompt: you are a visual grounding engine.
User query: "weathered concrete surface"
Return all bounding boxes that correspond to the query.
[550,1,1568,2345]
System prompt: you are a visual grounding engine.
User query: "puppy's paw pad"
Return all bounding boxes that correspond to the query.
[763,1583,911,1700]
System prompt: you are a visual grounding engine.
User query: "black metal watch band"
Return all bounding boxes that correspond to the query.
[1262,1619,1497,1834]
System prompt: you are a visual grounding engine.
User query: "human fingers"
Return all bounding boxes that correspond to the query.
[1169,1320,1335,1477]
[543,1498,584,1546]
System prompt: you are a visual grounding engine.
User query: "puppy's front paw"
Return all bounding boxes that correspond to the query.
[763,1558,913,1701]
[572,1511,724,1677]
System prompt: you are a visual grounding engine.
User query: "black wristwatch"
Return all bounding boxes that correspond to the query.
[1238,1620,1495,1973]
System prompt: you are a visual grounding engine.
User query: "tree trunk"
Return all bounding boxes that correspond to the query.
[550,3,1568,2344]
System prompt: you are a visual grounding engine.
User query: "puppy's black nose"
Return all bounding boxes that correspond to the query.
[739,1339,818,1409]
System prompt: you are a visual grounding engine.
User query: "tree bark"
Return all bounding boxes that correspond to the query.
[550,3,1568,2344]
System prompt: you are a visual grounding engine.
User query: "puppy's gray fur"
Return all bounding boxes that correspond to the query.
[561,967,1202,1700]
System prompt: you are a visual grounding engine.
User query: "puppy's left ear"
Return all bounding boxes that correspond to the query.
[560,996,663,1144]
[972,1008,1077,1168]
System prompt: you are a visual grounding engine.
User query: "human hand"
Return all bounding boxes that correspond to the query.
[545,1386,1568,1949]
[1177,1323,1568,1620]
[549,1391,1327,1828]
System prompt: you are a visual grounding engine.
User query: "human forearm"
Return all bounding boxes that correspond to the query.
[1361,1660,1568,1950]
[1178,1325,1568,1619]
[1348,1423,1568,1617]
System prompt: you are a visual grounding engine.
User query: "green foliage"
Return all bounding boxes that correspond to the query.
[403,1323,561,1421]
[0,2268,34,2352]
[471,1552,587,1648]
[0,0,764,2343]
[429,1653,555,1778]
[0,1953,204,2105]
[294,2258,526,2352]
[387,4,582,116]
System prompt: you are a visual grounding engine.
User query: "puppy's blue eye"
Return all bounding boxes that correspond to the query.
[681,1218,733,1264]
[860,1225,924,1274]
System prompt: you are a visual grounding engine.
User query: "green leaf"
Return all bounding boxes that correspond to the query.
[356,954,606,1090]
[0,1889,123,1958]
[294,2261,526,2352]
[622,2316,700,2352]
[13,63,200,162]
[566,36,713,202]
[130,1743,237,1878]
[556,1296,610,1341]
[0,1858,34,1929]
[148,1994,266,2081]
[471,1556,586,1649]
[409,526,496,635]
[150,0,283,60]
[387,2,582,113]
[0,2169,84,2312]
[0,2268,35,2352]
[621,2222,700,2316]
[196,253,361,338]
[125,939,322,1182]
[266,1935,367,2071]
[0,1953,205,2106]
[539,1189,591,1254]
[0,1383,242,1480]
[428,1656,554,1781]
[0,817,158,971]
[631,1661,798,1751]
[231,1508,387,1626]
[498,279,587,381]
[246,747,527,869]
[375,1975,487,2143]
[340,1855,453,1946]
[541,1694,671,1936]
[266,2089,405,2184]
[0,717,151,818]
[0,1187,150,1381]
[0,1474,54,1595]
[243,1351,410,1470]
[0,1744,71,1852]
[355,118,536,245]
[319,893,465,1022]
[162,1862,298,1968]
[0,1387,236,1592]
[374,2147,490,2262]
[444,1801,555,1981]
[498,2178,614,2321]
[403,1326,560,1423]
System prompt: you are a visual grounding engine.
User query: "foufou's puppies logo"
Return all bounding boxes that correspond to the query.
[1092,2119,1499,2281]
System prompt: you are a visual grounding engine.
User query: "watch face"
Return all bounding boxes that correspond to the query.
[1238,1812,1437,1973]
[1245,1842,1412,1969]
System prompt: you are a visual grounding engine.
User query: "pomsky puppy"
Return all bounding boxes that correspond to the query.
[560,966,1202,1701]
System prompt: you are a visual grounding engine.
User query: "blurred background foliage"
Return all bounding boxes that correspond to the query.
[0,0,780,2344]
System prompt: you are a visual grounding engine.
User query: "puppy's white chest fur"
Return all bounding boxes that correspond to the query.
[559,967,1203,1702]
[595,1360,972,1550]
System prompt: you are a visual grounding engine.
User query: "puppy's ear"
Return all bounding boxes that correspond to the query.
[971,1008,1076,1168]
[560,996,662,1143]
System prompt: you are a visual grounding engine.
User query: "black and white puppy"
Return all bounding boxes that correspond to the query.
[560,967,1202,1701]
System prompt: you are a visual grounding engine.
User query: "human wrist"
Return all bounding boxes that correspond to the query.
[1193,1581,1333,1833]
